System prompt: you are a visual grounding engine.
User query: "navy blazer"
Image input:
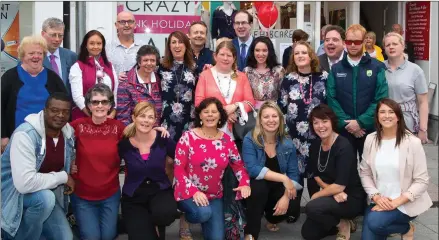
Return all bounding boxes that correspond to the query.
[232,38,253,71]
[42,47,77,94]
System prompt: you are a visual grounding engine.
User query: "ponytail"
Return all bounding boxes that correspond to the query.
[123,122,137,138]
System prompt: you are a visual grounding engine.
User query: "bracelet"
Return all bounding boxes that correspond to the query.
[419,128,427,132]
[370,192,381,201]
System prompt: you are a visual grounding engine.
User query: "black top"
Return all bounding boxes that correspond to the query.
[265,153,281,173]
[308,135,365,199]
[193,47,214,75]
[211,9,237,40]
[1,66,67,138]
[282,46,293,69]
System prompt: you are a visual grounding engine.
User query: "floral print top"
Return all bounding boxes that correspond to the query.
[244,65,284,108]
[159,61,197,142]
[173,130,250,201]
[278,71,328,175]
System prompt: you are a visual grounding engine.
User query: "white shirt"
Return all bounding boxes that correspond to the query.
[211,67,237,139]
[106,37,144,76]
[47,48,62,77]
[347,54,361,67]
[238,35,253,58]
[69,59,118,110]
[136,68,157,95]
[374,138,406,214]
[328,52,345,70]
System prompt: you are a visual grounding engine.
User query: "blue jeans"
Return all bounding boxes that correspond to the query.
[10,190,72,240]
[178,198,224,240]
[71,190,121,240]
[362,205,416,240]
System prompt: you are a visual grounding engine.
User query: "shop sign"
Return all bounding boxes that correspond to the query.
[405,1,430,61]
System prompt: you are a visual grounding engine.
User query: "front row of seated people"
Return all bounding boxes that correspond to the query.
[1,92,432,240]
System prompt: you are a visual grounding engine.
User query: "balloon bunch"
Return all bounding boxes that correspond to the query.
[253,1,278,29]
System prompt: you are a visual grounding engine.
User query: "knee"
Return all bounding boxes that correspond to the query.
[365,214,386,234]
[152,208,178,226]
[185,206,212,224]
[59,228,73,240]
[30,190,56,218]
[304,199,321,217]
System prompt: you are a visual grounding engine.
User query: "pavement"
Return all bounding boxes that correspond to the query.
[115,143,438,239]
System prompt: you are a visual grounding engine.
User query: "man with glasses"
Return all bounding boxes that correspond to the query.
[41,18,78,95]
[232,10,254,71]
[326,24,388,160]
[106,11,144,81]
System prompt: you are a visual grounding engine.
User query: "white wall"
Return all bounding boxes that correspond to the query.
[19,2,34,39]
[33,2,63,35]
[86,2,118,43]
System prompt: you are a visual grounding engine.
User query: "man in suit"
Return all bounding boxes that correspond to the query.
[390,23,415,63]
[318,25,346,73]
[41,17,77,96]
[232,10,254,71]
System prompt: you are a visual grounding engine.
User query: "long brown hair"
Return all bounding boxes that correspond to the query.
[286,41,320,74]
[214,40,238,79]
[374,98,410,148]
[162,31,195,70]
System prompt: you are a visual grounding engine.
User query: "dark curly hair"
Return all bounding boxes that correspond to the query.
[246,36,279,70]
[194,97,228,129]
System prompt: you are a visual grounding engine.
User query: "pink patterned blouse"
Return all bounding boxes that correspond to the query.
[173,130,250,201]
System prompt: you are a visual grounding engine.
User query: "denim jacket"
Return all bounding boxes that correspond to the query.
[1,111,74,237]
[242,132,302,189]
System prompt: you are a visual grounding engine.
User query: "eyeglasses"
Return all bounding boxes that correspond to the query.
[233,21,249,26]
[45,32,64,39]
[117,20,135,25]
[90,100,111,106]
[345,40,363,46]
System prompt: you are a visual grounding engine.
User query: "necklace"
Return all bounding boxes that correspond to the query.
[216,72,232,99]
[172,63,185,103]
[224,11,233,26]
[201,127,219,139]
[317,133,336,172]
[298,74,313,105]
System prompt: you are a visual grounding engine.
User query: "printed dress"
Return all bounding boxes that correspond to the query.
[173,130,250,201]
[278,71,328,176]
[244,65,284,109]
[159,61,196,142]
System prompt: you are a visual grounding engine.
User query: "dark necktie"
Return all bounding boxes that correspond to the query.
[240,43,246,65]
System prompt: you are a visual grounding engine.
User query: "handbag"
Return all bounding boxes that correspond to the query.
[233,101,257,142]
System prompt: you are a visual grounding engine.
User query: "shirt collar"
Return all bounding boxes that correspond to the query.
[136,68,156,84]
[328,52,344,64]
[384,58,408,70]
[239,35,253,47]
[114,37,141,48]
[47,48,60,59]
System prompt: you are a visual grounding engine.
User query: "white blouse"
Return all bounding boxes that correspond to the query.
[69,60,118,110]
[374,138,406,214]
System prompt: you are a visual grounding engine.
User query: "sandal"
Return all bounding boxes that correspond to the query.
[349,219,357,233]
[402,222,415,240]
[179,227,193,240]
[266,223,280,232]
[336,219,351,240]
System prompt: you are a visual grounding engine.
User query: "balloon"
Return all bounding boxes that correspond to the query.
[253,1,266,11]
[257,3,278,28]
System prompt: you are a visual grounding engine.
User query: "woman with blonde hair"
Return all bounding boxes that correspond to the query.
[363,31,384,62]
[242,101,301,238]
[360,98,432,239]
[383,32,429,144]
[278,40,328,222]
[118,102,178,240]
[1,35,67,152]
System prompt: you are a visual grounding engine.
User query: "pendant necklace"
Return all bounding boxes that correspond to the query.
[317,133,336,172]
[173,64,185,103]
[216,72,232,99]
[299,74,313,105]
[201,128,219,139]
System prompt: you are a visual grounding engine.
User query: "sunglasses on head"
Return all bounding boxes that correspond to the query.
[345,40,363,46]
[90,100,111,106]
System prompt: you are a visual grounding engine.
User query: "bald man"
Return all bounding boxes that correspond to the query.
[106,11,145,80]
[388,24,415,63]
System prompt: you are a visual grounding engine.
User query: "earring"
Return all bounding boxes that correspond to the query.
[200,121,203,126]
[218,120,221,125]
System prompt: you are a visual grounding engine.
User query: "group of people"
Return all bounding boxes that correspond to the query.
[0,9,432,240]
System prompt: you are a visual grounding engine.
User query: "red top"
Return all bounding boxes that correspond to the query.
[173,130,250,201]
[40,132,65,173]
[71,117,125,200]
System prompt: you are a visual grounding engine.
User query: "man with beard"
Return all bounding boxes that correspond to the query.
[107,11,144,81]
[318,25,346,72]
[1,92,75,240]
[188,21,213,75]
[326,24,388,160]
[232,10,254,71]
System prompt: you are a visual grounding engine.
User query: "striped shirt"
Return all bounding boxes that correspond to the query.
[106,37,144,76]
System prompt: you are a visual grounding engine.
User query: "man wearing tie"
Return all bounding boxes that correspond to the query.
[232,10,254,71]
[41,18,77,96]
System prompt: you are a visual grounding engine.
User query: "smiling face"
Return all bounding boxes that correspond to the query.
[116,12,136,37]
[170,35,186,61]
[199,103,220,128]
[88,93,111,118]
[138,54,157,74]
[86,34,103,57]
[188,23,207,47]
[312,117,334,140]
[214,46,235,71]
[21,43,45,71]
[293,44,311,68]
[233,12,251,40]
[132,108,156,134]
[254,42,268,65]
[364,34,375,48]
[384,35,404,59]
[260,107,280,133]
[378,103,399,130]
[324,30,345,59]
[44,99,71,131]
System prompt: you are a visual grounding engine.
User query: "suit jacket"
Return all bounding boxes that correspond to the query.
[232,38,253,71]
[43,47,77,94]
[359,132,432,217]
[318,53,330,73]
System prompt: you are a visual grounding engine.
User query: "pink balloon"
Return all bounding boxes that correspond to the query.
[258,3,278,28]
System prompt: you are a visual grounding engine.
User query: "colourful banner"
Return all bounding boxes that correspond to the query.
[1,2,19,76]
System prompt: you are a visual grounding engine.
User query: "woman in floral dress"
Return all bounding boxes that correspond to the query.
[244,36,284,110]
[158,30,197,239]
[159,31,197,142]
[278,41,327,222]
